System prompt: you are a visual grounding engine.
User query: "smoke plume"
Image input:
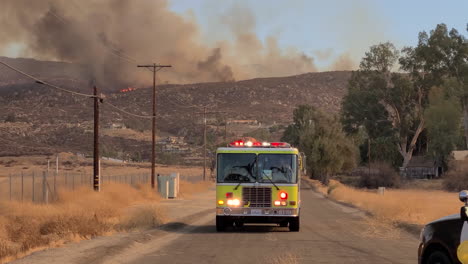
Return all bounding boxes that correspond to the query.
[0,0,327,88]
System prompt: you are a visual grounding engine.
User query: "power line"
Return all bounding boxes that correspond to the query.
[0,60,96,98]
[0,59,155,120]
[102,101,153,119]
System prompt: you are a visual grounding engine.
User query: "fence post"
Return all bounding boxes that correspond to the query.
[165,180,169,199]
[54,169,57,196]
[32,171,35,202]
[9,173,12,201]
[42,171,49,204]
[21,171,24,202]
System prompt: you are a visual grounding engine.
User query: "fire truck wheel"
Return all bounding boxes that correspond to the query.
[289,217,300,232]
[216,216,227,232]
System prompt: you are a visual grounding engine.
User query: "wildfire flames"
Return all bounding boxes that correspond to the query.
[119,87,137,93]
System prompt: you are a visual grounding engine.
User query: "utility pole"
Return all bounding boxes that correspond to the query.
[93,85,101,191]
[195,107,227,181]
[224,113,228,144]
[137,63,172,189]
[368,137,371,176]
[203,106,207,181]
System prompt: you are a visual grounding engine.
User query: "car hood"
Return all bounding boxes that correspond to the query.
[428,213,460,225]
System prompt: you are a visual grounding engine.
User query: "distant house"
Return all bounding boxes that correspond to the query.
[452,150,468,161]
[402,156,442,179]
[228,119,259,125]
[109,123,127,130]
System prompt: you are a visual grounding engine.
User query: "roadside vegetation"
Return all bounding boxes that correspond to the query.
[284,23,467,191]
[0,183,164,263]
[0,171,211,263]
[308,179,460,227]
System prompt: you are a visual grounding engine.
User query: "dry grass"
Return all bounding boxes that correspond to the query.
[0,183,165,263]
[307,179,460,226]
[179,179,214,198]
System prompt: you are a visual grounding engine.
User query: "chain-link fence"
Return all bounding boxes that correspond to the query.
[0,171,151,203]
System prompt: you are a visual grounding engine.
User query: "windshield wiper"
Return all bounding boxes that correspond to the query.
[261,171,280,190]
[234,181,243,190]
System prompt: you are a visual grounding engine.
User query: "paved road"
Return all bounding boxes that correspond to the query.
[12,184,419,264]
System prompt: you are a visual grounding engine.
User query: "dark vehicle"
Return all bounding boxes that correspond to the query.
[418,191,468,264]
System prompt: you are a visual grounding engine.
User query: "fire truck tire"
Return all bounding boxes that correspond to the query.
[216,216,227,232]
[289,217,300,232]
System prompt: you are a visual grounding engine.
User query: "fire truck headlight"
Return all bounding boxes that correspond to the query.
[227,199,241,206]
[218,200,224,205]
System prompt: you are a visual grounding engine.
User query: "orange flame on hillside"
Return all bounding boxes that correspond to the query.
[120,87,137,93]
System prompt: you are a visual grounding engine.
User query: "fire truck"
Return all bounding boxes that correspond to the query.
[215,138,304,232]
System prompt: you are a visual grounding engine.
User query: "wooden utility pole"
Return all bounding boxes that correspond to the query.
[93,85,100,191]
[368,137,371,176]
[195,108,227,181]
[203,106,207,181]
[137,63,172,189]
[224,113,228,144]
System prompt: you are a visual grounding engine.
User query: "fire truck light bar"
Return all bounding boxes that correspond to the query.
[228,140,290,148]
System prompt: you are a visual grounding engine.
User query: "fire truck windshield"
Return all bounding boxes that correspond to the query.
[258,154,297,183]
[217,153,297,183]
[217,153,257,183]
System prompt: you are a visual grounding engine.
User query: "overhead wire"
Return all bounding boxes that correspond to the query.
[0,59,156,119]
[0,60,96,98]
[102,101,153,119]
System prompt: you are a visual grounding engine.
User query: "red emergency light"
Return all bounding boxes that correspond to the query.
[229,139,291,148]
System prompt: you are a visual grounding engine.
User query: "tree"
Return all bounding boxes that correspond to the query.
[401,24,467,147]
[282,105,357,185]
[342,42,423,168]
[425,85,463,167]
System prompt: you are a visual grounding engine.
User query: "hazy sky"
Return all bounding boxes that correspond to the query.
[2,0,466,74]
[169,0,468,68]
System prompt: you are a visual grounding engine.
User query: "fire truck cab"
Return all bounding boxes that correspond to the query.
[215,138,303,232]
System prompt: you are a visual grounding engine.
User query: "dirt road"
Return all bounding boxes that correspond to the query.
[11,184,418,264]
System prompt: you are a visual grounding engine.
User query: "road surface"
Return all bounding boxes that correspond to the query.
[12,183,419,264]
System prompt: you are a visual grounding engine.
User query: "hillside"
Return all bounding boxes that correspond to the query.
[0,57,351,161]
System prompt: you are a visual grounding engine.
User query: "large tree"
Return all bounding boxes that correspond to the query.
[342,24,467,168]
[424,85,462,167]
[400,24,467,147]
[342,42,423,168]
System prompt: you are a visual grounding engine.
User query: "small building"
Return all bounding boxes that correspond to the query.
[108,122,127,130]
[228,119,259,125]
[452,150,468,161]
[402,156,442,179]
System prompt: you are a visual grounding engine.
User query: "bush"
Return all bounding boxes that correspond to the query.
[359,162,400,188]
[443,162,468,191]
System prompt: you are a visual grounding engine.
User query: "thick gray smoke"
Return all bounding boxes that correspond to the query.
[0,0,321,88]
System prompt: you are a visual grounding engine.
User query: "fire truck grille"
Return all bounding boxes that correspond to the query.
[242,187,272,208]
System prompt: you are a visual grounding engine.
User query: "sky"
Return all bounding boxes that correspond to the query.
[168,0,468,69]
